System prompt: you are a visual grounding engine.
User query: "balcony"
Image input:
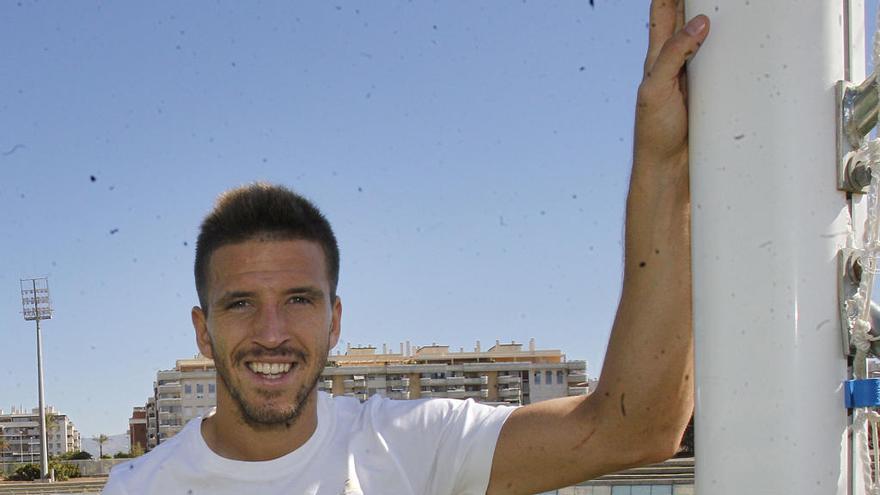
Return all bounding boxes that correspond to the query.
[568,386,589,396]
[446,376,465,386]
[366,377,387,389]
[567,372,588,383]
[421,378,447,386]
[497,375,521,385]
[447,388,467,399]
[157,383,181,394]
[498,387,521,398]
[343,378,366,389]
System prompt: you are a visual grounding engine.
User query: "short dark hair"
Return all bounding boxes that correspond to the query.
[194,183,340,313]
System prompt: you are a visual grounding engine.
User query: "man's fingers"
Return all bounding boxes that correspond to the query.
[645,0,677,73]
[645,15,709,83]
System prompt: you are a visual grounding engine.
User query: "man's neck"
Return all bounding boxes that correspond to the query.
[200,392,319,461]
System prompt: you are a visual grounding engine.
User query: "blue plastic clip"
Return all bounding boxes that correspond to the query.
[845,379,880,408]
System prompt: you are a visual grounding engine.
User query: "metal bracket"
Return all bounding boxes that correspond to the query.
[837,73,878,193]
[839,248,861,356]
[839,248,880,358]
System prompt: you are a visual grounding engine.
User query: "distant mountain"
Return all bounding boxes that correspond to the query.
[81,432,129,457]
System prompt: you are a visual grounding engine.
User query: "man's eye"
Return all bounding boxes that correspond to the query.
[288,296,311,305]
[227,300,250,310]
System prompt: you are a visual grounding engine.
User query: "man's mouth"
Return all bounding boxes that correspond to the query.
[246,361,294,379]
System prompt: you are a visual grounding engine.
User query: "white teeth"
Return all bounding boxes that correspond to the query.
[248,362,293,376]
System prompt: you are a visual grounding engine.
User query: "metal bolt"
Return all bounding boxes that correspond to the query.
[846,152,873,189]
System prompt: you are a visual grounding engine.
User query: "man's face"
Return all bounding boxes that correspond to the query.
[191,238,341,427]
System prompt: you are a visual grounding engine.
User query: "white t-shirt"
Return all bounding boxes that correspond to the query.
[103,392,515,495]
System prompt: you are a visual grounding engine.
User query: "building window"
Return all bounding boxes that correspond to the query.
[184,384,192,395]
[545,371,552,384]
[208,383,216,395]
[557,370,564,384]
[534,372,541,385]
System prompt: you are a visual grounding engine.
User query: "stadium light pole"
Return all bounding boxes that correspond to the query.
[20,278,52,481]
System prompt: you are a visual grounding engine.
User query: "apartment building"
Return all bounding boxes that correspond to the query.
[140,339,588,449]
[129,407,147,453]
[320,339,588,405]
[0,406,82,463]
[152,355,217,443]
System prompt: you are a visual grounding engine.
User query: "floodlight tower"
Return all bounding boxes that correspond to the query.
[20,278,52,481]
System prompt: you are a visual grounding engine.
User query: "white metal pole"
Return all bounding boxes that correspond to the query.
[687,1,863,494]
[36,316,49,480]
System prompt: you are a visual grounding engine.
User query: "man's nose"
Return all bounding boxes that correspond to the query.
[252,305,288,348]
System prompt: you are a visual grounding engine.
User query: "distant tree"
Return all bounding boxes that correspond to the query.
[9,464,40,481]
[94,434,109,459]
[130,443,145,457]
[0,436,8,460]
[60,450,92,460]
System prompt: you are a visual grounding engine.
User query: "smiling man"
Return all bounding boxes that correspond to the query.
[103,2,709,494]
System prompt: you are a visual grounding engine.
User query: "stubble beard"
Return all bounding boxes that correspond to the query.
[210,339,328,430]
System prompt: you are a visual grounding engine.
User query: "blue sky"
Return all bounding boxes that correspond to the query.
[1,2,875,439]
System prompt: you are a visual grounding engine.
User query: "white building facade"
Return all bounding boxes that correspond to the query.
[0,406,81,463]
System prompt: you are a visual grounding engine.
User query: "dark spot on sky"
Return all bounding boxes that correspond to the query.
[433,24,437,30]
[589,0,594,7]
[540,210,546,215]
[734,134,745,140]
[183,241,189,247]
[2,144,25,156]
[579,66,585,71]
[231,61,237,67]
[90,175,97,182]
[109,228,119,235]
[357,186,363,192]
[639,261,646,267]
[261,157,268,163]
[571,194,578,199]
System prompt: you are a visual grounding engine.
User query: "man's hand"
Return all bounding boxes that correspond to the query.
[635,2,708,168]
[486,3,709,494]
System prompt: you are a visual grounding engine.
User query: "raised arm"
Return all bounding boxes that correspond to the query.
[486,2,709,493]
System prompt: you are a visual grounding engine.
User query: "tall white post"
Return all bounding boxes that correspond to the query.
[688,1,863,494]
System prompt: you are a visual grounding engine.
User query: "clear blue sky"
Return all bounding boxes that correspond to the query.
[1,2,875,439]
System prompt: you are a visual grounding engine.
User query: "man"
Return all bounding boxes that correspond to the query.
[103,2,709,493]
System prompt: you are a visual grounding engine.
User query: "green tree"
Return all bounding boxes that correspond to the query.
[130,443,145,457]
[94,434,109,459]
[60,450,92,460]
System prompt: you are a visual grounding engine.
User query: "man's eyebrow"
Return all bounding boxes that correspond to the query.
[215,291,256,305]
[283,287,325,299]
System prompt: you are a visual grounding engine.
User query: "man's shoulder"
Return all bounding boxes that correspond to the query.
[324,392,512,433]
[105,418,200,491]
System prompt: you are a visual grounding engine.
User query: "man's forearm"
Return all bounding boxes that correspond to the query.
[592,153,694,457]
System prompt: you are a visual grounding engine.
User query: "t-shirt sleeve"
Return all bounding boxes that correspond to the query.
[371,397,515,495]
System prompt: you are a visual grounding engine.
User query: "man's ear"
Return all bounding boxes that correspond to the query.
[329,296,342,350]
[192,306,214,359]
